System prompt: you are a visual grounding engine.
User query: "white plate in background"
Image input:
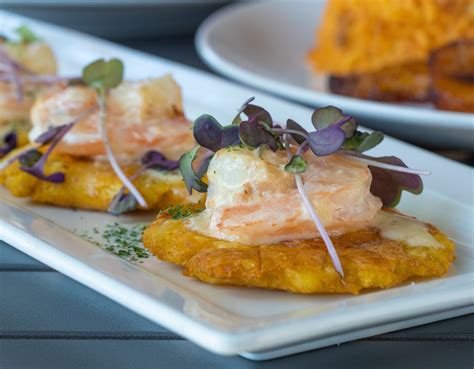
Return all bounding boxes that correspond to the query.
[196,0,474,149]
[1,10,473,360]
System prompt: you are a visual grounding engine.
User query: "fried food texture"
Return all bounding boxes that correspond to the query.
[429,39,474,112]
[308,0,474,75]
[0,147,204,211]
[328,62,430,102]
[143,210,455,295]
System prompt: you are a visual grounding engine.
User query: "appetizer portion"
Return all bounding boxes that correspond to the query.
[0,59,203,213]
[143,100,455,294]
[308,0,474,111]
[0,26,61,154]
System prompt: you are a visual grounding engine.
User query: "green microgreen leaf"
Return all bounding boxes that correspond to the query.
[179,146,209,194]
[342,131,384,152]
[15,25,40,43]
[18,149,42,168]
[284,155,307,173]
[356,131,384,152]
[82,58,124,91]
[312,106,356,138]
[239,120,279,151]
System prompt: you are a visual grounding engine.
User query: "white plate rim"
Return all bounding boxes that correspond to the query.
[195,0,474,131]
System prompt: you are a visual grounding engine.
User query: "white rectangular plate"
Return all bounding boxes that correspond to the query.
[1,11,473,359]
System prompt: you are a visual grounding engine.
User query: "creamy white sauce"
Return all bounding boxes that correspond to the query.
[371,211,443,248]
[184,148,442,249]
[187,210,444,249]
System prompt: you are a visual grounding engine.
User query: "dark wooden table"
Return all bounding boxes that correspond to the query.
[1,17,473,369]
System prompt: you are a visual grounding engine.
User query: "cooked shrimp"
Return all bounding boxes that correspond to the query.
[0,82,35,124]
[187,147,382,245]
[29,75,195,161]
[0,41,58,125]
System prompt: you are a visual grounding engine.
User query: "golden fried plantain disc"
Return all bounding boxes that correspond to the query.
[429,39,474,112]
[143,211,455,295]
[0,147,204,212]
[329,62,430,103]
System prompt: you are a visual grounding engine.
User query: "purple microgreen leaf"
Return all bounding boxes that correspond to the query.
[179,146,209,194]
[193,114,241,152]
[232,97,255,125]
[312,106,357,138]
[20,168,65,183]
[108,192,138,216]
[82,58,123,91]
[221,125,241,148]
[367,156,424,207]
[284,155,307,173]
[0,132,17,157]
[243,104,273,127]
[193,114,223,152]
[17,115,84,183]
[141,150,179,171]
[18,147,64,183]
[35,126,64,145]
[239,120,278,151]
[307,123,346,156]
[286,119,308,144]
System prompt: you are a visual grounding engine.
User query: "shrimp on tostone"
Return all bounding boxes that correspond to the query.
[0,59,203,213]
[29,75,195,162]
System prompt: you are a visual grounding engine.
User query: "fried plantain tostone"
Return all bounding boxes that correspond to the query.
[0,147,204,212]
[429,39,474,112]
[143,212,455,295]
[329,62,430,103]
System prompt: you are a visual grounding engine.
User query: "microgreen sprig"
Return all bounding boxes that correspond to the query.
[82,58,147,209]
[14,25,41,44]
[108,150,179,215]
[282,134,344,278]
[16,108,97,182]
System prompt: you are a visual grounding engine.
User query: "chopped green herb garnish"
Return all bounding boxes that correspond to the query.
[160,205,202,220]
[77,223,149,263]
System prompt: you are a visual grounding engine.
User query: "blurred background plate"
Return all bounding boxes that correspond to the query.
[1,0,234,40]
[196,0,474,149]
